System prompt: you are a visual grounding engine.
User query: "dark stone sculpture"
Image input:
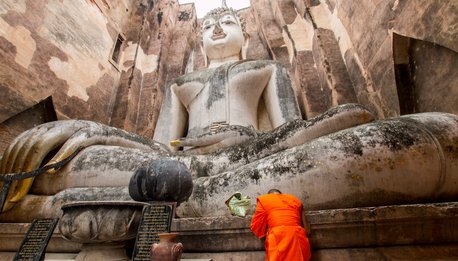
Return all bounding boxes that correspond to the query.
[129,159,193,204]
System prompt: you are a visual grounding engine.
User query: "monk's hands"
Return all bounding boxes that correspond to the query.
[0,120,169,211]
[301,206,311,236]
[170,125,258,154]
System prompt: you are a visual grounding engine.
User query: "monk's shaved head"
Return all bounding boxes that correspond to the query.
[268,189,282,194]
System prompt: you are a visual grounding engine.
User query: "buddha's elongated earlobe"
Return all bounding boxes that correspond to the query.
[241,32,250,60]
[201,42,209,67]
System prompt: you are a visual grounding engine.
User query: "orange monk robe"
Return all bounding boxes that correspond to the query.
[251,194,311,261]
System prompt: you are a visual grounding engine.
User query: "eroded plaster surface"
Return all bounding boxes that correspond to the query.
[0,19,35,68]
[40,1,114,101]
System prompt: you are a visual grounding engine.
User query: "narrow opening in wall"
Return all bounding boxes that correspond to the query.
[393,33,415,115]
[0,96,57,154]
[110,33,125,69]
[393,33,458,115]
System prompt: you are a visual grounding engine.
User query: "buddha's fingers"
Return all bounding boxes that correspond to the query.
[284,104,375,147]
[1,131,30,174]
[171,135,221,148]
[3,127,52,206]
[43,130,94,174]
[1,192,17,211]
[1,123,59,211]
[7,174,37,204]
[10,125,87,203]
[172,125,257,148]
[45,123,170,174]
[7,121,87,175]
[6,152,41,205]
[100,125,170,152]
[8,125,53,175]
[0,127,38,174]
[0,121,73,173]
[6,121,90,204]
[185,134,253,155]
[316,103,375,132]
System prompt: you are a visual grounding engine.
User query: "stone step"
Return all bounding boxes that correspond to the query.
[172,202,458,252]
[182,259,213,261]
[0,202,457,260]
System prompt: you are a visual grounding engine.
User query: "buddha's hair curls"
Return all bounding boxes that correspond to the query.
[202,7,246,33]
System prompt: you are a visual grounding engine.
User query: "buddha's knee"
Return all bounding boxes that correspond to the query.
[129,159,193,204]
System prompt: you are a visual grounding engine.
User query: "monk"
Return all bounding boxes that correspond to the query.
[251,189,311,261]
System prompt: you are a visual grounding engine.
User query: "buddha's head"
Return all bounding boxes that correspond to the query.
[201,6,249,66]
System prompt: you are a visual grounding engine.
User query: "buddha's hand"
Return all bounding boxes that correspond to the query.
[170,125,258,155]
[0,120,170,211]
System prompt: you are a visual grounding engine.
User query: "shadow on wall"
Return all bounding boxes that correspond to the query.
[393,33,458,115]
[0,97,57,154]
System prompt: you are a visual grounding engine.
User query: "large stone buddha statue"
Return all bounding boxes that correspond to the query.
[1,5,457,221]
[153,7,302,154]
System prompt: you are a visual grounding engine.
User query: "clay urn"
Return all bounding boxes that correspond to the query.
[150,232,183,261]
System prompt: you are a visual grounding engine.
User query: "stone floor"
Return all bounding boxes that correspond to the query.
[182,245,458,261]
[2,245,458,261]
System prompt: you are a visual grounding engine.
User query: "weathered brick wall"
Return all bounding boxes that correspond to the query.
[0,0,147,152]
[248,0,366,118]
[0,0,145,123]
[110,0,185,136]
[409,38,458,114]
[255,0,457,119]
[332,0,457,118]
[138,2,198,138]
[312,28,357,110]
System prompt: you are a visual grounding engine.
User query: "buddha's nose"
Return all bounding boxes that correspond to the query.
[213,23,223,34]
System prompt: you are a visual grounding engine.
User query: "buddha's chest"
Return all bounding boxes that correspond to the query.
[174,65,272,110]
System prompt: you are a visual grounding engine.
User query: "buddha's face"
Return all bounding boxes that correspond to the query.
[201,12,245,61]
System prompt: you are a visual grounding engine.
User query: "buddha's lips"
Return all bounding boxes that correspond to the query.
[211,33,226,40]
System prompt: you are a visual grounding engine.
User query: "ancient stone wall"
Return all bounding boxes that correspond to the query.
[0,0,147,122]
[311,0,457,118]
[0,0,147,151]
[110,0,187,136]
[248,0,457,119]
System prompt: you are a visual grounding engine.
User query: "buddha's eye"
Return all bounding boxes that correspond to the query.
[202,20,215,31]
[222,20,235,25]
[202,23,214,31]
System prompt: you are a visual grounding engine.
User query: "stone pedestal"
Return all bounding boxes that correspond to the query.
[75,243,128,261]
[172,202,458,260]
[59,201,147,261]
[1,202,458,260]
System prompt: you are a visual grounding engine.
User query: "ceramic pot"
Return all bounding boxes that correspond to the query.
[150,232,183,261]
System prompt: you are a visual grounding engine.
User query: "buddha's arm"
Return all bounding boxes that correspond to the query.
[259,62,374,151]
[262,63,302,127]
[153,83,188,151]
